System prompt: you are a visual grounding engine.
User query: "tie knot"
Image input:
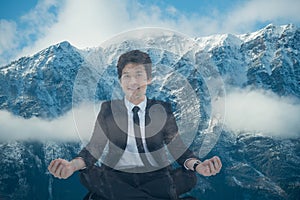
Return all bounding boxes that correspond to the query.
[132,106,140,114]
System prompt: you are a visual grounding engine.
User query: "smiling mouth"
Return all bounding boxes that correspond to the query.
[128,87,140,91]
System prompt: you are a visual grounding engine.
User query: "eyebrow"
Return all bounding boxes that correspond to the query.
[122,69,144,74]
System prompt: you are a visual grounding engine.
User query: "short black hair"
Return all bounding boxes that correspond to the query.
[117,50,152,80]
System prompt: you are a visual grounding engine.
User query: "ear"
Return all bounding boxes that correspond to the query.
[147,77,152,85]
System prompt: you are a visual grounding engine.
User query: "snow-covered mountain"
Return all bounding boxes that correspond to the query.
[1,24,299,119]
[0,24,299,200]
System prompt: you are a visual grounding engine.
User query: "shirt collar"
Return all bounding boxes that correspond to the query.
[124,97,147,113]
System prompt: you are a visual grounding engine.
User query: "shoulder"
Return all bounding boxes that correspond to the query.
[98,99,125,115]
[147,98,173,113]
[147,98,167,106]
[101,99,124,107]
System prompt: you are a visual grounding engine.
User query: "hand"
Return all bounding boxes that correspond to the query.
[196,156,222,176]
[48,158,76,179]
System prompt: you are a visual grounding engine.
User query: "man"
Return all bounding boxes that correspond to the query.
[48,50,222,200]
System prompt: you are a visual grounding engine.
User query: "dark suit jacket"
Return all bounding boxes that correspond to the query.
[78,98,196,170]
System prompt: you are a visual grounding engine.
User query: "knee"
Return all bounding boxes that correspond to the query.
[79,165,104,190]
[174,170,198,195]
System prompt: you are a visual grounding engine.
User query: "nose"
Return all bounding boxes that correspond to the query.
[127,76,140,88]
[128,76,139,84]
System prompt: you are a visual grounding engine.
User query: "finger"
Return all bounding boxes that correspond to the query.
[52,159,63,174]
[60,166,68,179]
[211,157,220,172]
[213,156,222,172]
[209,160,216,175]
[48,159,60,174]
[55,163,64,178]
[52,159,63,172]
[48,159,58,171]
[217,157,222,169]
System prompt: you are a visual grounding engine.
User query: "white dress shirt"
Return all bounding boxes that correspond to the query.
[115,98,159,170]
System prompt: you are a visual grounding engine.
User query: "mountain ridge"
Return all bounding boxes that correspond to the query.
[1,24,299,119]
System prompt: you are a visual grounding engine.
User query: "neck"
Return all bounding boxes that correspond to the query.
[126,95,146,105]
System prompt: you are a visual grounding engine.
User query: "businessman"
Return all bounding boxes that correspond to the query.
[48,50,222,200]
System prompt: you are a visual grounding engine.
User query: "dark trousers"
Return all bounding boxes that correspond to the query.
[80,165,197,200]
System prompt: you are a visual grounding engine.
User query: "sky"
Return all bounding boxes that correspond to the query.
[0,0,300,66]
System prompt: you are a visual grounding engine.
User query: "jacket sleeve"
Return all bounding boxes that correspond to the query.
[77,102,109,167]
[163,102,199,166]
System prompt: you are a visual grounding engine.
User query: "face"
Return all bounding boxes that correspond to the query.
[120,63,151,105]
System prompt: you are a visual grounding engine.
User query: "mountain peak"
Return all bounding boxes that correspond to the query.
[56,40,71,47]
[240,23,299,43]
[264,23,276,30]
[43,41,76,54]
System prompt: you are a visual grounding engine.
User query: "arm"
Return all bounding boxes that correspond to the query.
[78,102,110,167]
[162,102,197,165]
[162,102,222,176]
[48,102,109,179]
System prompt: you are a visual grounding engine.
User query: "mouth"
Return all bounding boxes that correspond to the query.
[128,87,140,91]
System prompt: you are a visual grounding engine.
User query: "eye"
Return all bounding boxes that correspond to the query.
[122,74,130,79]
[135,71,145,78]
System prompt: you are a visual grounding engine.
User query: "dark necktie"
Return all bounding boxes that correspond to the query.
[132,106,152,167]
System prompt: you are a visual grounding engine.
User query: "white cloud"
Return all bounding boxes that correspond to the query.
[0,20,17,54]
[0,20,17,64]
[223,0,300,33]
[0,103,98,142]
[224,88,300,138]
